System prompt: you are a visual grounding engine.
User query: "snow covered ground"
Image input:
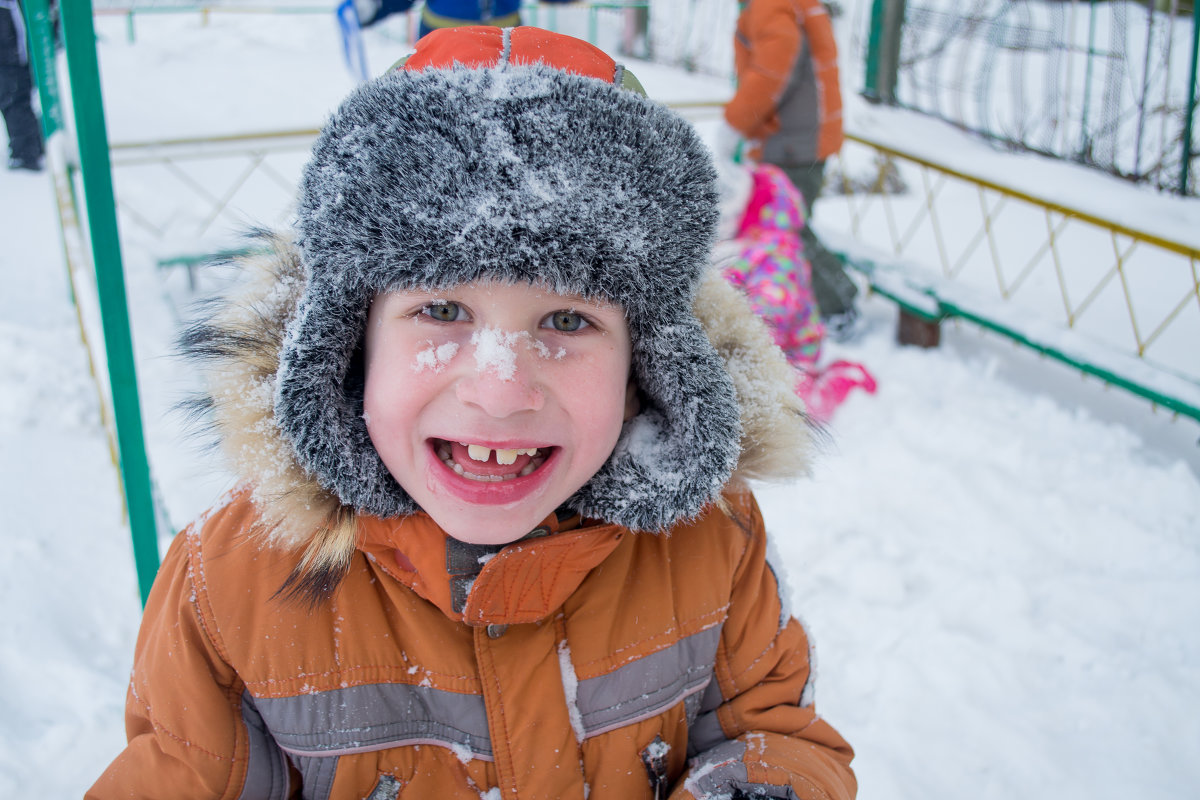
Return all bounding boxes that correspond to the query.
[2,7,1199,799]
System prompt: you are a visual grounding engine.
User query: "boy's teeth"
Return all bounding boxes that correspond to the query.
[440,441,546,481]
[495,448,522,465]
[465,444,539,464]
[441,452,547,481]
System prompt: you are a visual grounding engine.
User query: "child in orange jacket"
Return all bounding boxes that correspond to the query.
[89,26,856,800]
[719,0,860,335]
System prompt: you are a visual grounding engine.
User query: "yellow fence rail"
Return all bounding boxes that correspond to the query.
[824,131,1200,421]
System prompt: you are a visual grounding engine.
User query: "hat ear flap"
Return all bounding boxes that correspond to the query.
[275,280,419,520]
[568,310,742,532]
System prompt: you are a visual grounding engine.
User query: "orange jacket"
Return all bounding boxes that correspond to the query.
[88,488,854,800]
[87,241,852,799]
[725,0,844,164]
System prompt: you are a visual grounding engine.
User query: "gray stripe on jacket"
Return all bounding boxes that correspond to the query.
[239,690,292,800]
[576,624,722,737]
[248,621,723,785]
[254,681,494,759]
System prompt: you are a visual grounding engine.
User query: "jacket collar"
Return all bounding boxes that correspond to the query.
[359,512,626,626]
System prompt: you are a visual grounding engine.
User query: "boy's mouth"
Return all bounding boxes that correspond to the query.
[433,439,550,482]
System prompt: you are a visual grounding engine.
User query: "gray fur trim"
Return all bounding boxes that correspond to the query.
[178,240,812,551]
[278,63,740,531]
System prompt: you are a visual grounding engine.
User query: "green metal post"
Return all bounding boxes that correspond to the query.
[863,0,886,101]
[22,0,62,139]
[59,0,161,606]
[862,0,904,104]
[1180,1,1200,195]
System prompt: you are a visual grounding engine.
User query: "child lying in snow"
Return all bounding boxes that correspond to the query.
[714,161,876,423]
[88,26,856,800]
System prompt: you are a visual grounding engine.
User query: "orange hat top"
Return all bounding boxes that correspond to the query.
[401,25,619,84]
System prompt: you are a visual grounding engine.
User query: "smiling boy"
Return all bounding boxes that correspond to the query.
[89,26,855,800]
[363,283,637,545]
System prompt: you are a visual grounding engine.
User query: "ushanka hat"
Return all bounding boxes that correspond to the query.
[278,25,741,532]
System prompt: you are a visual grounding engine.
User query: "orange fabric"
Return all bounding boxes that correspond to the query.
[88,489,855,799]
[725,0,844,162]
[402,25,617,84]
[359,511,627,625]
[508,25,617,82]
[403,25,506,71]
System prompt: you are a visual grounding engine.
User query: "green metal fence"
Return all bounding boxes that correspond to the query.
[26,0,162,605]
[864,0,1200,197]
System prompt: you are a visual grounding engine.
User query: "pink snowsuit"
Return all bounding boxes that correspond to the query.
[719,164,875,422]
[721,163,824,365]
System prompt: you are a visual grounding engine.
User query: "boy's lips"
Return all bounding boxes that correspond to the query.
[427,438,559,507]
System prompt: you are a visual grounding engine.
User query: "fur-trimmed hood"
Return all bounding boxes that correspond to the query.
[183,236,812,553]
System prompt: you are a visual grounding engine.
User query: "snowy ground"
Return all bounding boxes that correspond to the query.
[2,8,1199,799]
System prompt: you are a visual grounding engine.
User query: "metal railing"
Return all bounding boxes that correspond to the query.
[823,131,1200,420]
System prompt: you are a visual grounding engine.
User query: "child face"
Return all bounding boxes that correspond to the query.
[363,280,638,545]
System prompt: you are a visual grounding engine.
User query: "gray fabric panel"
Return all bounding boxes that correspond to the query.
[687,710,728,759]
[575,624,721,736]
[238,690,292,800]
[697,673,724,714]
[686,739,749,795]
[253,682,493,759]
[731,780,801,799]
[688,678,729,758]
[763,38,820,166]
[688,738,802,799]
[293,753,338,800]
[683,689,703,728]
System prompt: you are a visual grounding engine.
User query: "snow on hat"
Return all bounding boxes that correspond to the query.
[278,26,741,532]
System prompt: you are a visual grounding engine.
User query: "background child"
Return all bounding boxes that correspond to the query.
[88,26,855,800]
[715,160,876,422]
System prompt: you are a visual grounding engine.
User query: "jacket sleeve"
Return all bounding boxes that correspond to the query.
[86,515,295,800]
[669,492,856,800]
[724,3,804,141]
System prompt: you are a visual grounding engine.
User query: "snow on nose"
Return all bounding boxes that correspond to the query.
[471,327,523,380]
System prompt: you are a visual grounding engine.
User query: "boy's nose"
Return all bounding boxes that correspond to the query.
[454,351,546,418]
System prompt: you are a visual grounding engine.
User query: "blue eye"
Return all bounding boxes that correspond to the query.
[547,311,588,332]
[424,302,464,322]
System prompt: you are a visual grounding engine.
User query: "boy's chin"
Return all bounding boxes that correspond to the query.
[428,507,557,547]
[442,527,531,547]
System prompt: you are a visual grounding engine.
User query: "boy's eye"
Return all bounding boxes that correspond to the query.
[424,302,465,322]
[546,311,589,332]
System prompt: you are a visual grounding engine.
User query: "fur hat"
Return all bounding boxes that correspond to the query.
[276,26,742,532]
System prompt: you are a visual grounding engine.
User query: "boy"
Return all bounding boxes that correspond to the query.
[88,26,855,800]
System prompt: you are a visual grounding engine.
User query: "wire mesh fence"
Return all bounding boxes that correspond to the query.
[887,0,1199,196]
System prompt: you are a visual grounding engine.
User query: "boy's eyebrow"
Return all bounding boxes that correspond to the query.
[548,290,622,311]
